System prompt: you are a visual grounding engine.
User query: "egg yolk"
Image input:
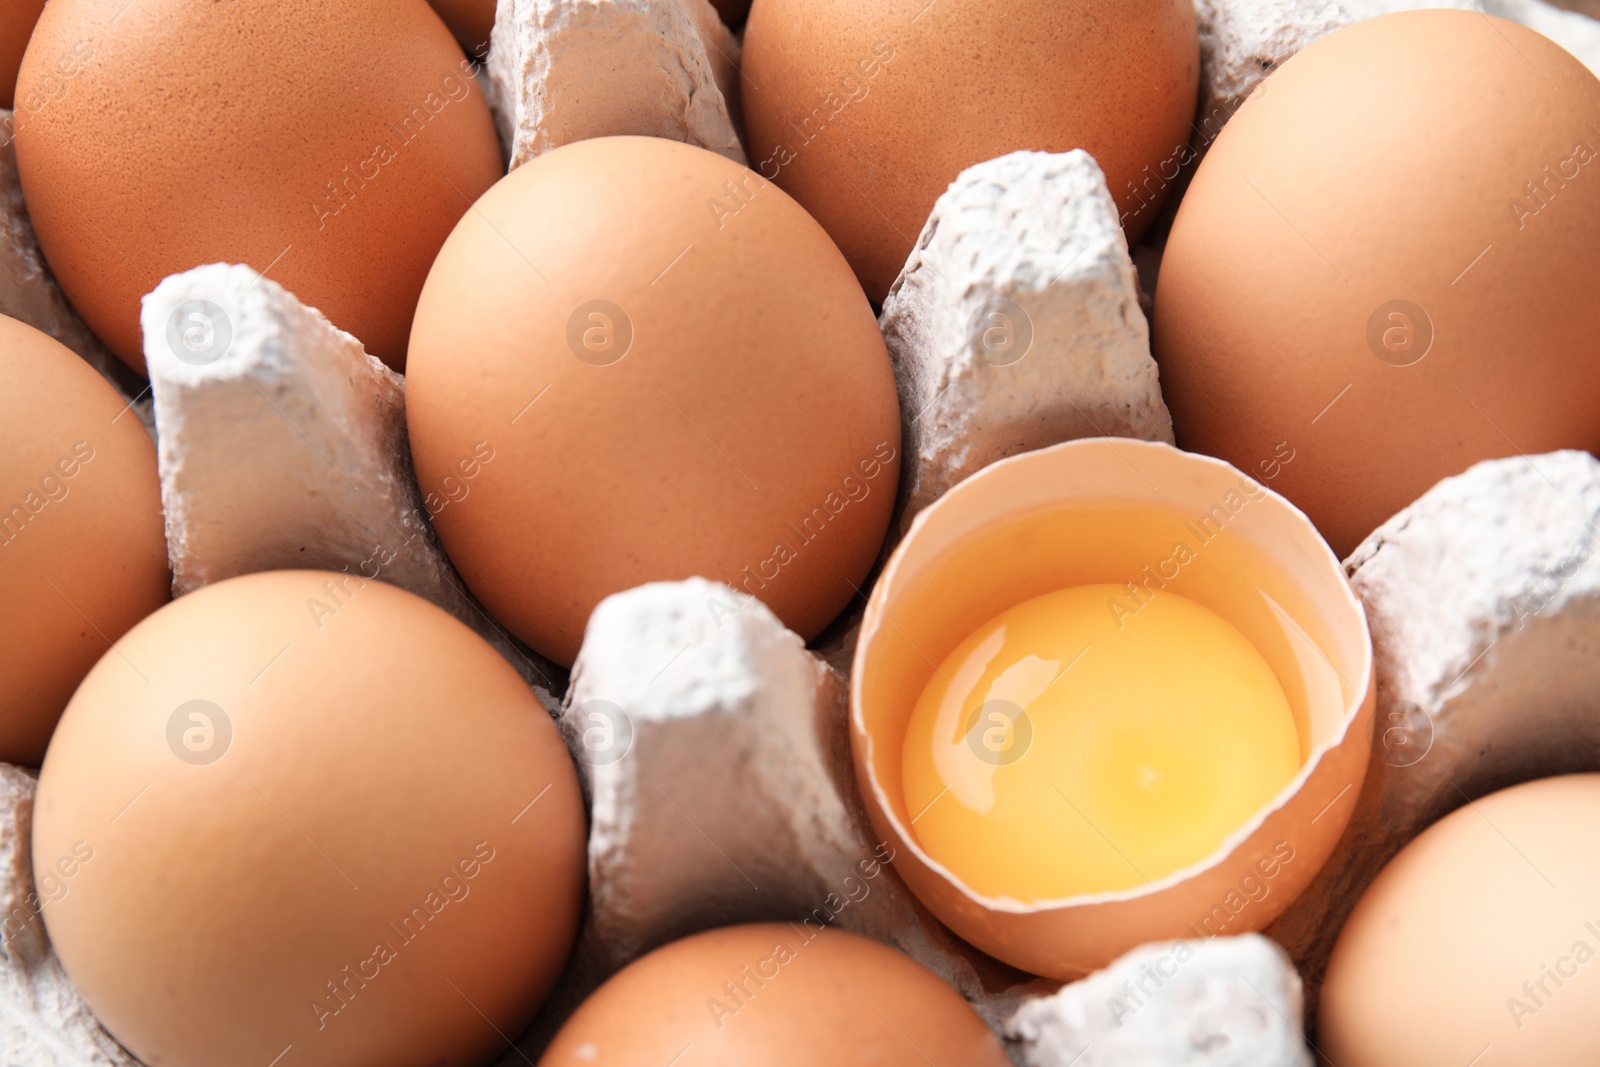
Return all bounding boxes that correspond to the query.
[901,584,1300,901]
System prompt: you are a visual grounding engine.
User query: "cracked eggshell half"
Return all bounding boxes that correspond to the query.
[32,571,586,1067]
[1153,9,1600,558]
[539,924,1012,1066]
[850,438,1374,980]
[406,135,901,667]
[0,314,167,767]
[14,0,503,372]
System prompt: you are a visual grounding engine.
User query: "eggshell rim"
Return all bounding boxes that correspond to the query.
[849,437,1375,972]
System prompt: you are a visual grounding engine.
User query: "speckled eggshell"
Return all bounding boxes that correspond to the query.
[0,0,43,109]
[428,0,495,59]
[406,135,902,667]
[540,924,1012,1066]
[32,571,587,1067]
[740,0,1199,303]
[1153,10,1600,558]
[14,0,504,372]
[1321,775,1600,1066]
[0,314,167,767]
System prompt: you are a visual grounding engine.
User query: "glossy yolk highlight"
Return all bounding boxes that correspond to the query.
[901,584,1300,900]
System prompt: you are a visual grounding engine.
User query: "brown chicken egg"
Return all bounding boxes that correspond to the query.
[0,0,43,109]
[406,135,901,667]
[0,315,167,767]
[1153,10,1600,558]
[33,571,587,1067]
[740,0,1199,302]
[540,924,1011,1066]
[14,0,503,372]
[1321,775,1600,1066]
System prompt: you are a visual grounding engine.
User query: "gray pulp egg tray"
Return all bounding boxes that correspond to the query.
[4,0,1600,1063]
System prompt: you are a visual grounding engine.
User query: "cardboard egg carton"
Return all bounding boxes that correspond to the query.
[3,0,1600,1062]
[486,0,745,167]
[137,264,565,712]
[881,149,1174,534]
